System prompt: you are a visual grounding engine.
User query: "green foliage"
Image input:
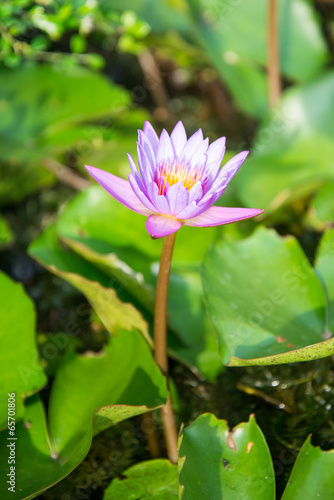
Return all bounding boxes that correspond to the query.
[179,414,334,500]
[30,225,152,345]
[202,227,334,366]
[182,0,328,116]
[104,459,179,499]
[49,328,168,452]
[0,272,46,429]
[306,183,334,230]
[0,214,13,248]
[29,186,224,381]
[281,437,334,500]
[103,416,334,500]
[0,62,130,204]
[0,324,167,499]
[1,0,334,498]
[315,229,334,333]
[235,72,334,216]
[0,0,152,67]
[179,414,275,499]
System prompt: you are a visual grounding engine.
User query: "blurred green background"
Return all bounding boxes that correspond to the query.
[1,0,334,499]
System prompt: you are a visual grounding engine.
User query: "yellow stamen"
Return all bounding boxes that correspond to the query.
[158,161,203,194]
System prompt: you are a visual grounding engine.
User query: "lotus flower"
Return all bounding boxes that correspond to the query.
[85,121,263,238]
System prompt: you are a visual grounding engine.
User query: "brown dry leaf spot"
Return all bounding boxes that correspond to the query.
[247,441,254,454]
[276,335,296,348]
[276,335,287,343]
[227,431,237,451]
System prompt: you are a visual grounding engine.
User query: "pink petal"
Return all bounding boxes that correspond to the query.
[180,129,203,161]
[188,181,203,204]
[191,137,209,163]
[215,151,249,186]
[137,143,155,183]
[184,206,263,227]
[85,165,152,216]
[127,153,138,176]
[147,181,171,214]
[166,181,189,215]
[157,129,175,165]
[175,201,201,219]
[146,214,183,239]
[128,174,157,212]
[170,121,187,158]
[205,137,226,174]
[202,150,249,202]
[143,121,159,154]
[138,131,156,175]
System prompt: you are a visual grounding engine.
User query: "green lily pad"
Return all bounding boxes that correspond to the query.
[315,229,334,333]
[0,63,129,148]
[0,272,46,429]
[236,73,334,214]
[61,235,155,311]
[29,225,151,345]
[0,214,13,248]
[0,395,62,500]
[0,326,167,499]
[49,328,168,453]
[104,459,178,499]
[178,413,275,499]
[201,227,330,366]
[282,437,334,500]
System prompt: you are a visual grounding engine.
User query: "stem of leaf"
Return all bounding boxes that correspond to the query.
[268,0,281,108]
[154,232,178,464]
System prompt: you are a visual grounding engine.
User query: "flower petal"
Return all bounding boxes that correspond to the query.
[202,150,249,202]
[191,137,209,164]
[137,143,155,183]
[143,120,159,154]
[127,153,138,176]
[188,181,203,204]
[166,181,189,215]
[85,165,152,216]
[215,151,249,186]
[138,131,156,176]
[175,201,201,219]
[205,137,226,175]
[184,206,263,227]
[146,214,183,239]
[128,174,157,212]
[180,128,203,161]
[157,129,175,165]
[170,121,187,158]
[147,181,171,214]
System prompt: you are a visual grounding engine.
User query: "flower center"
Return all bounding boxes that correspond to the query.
[154,161,203,196]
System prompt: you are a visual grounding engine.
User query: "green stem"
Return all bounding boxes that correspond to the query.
[154,232,178,464]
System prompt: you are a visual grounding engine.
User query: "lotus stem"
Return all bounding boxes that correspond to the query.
[154,232,178,464]
[268,0,281,108]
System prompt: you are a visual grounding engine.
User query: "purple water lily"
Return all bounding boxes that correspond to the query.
[85,121,263,238]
